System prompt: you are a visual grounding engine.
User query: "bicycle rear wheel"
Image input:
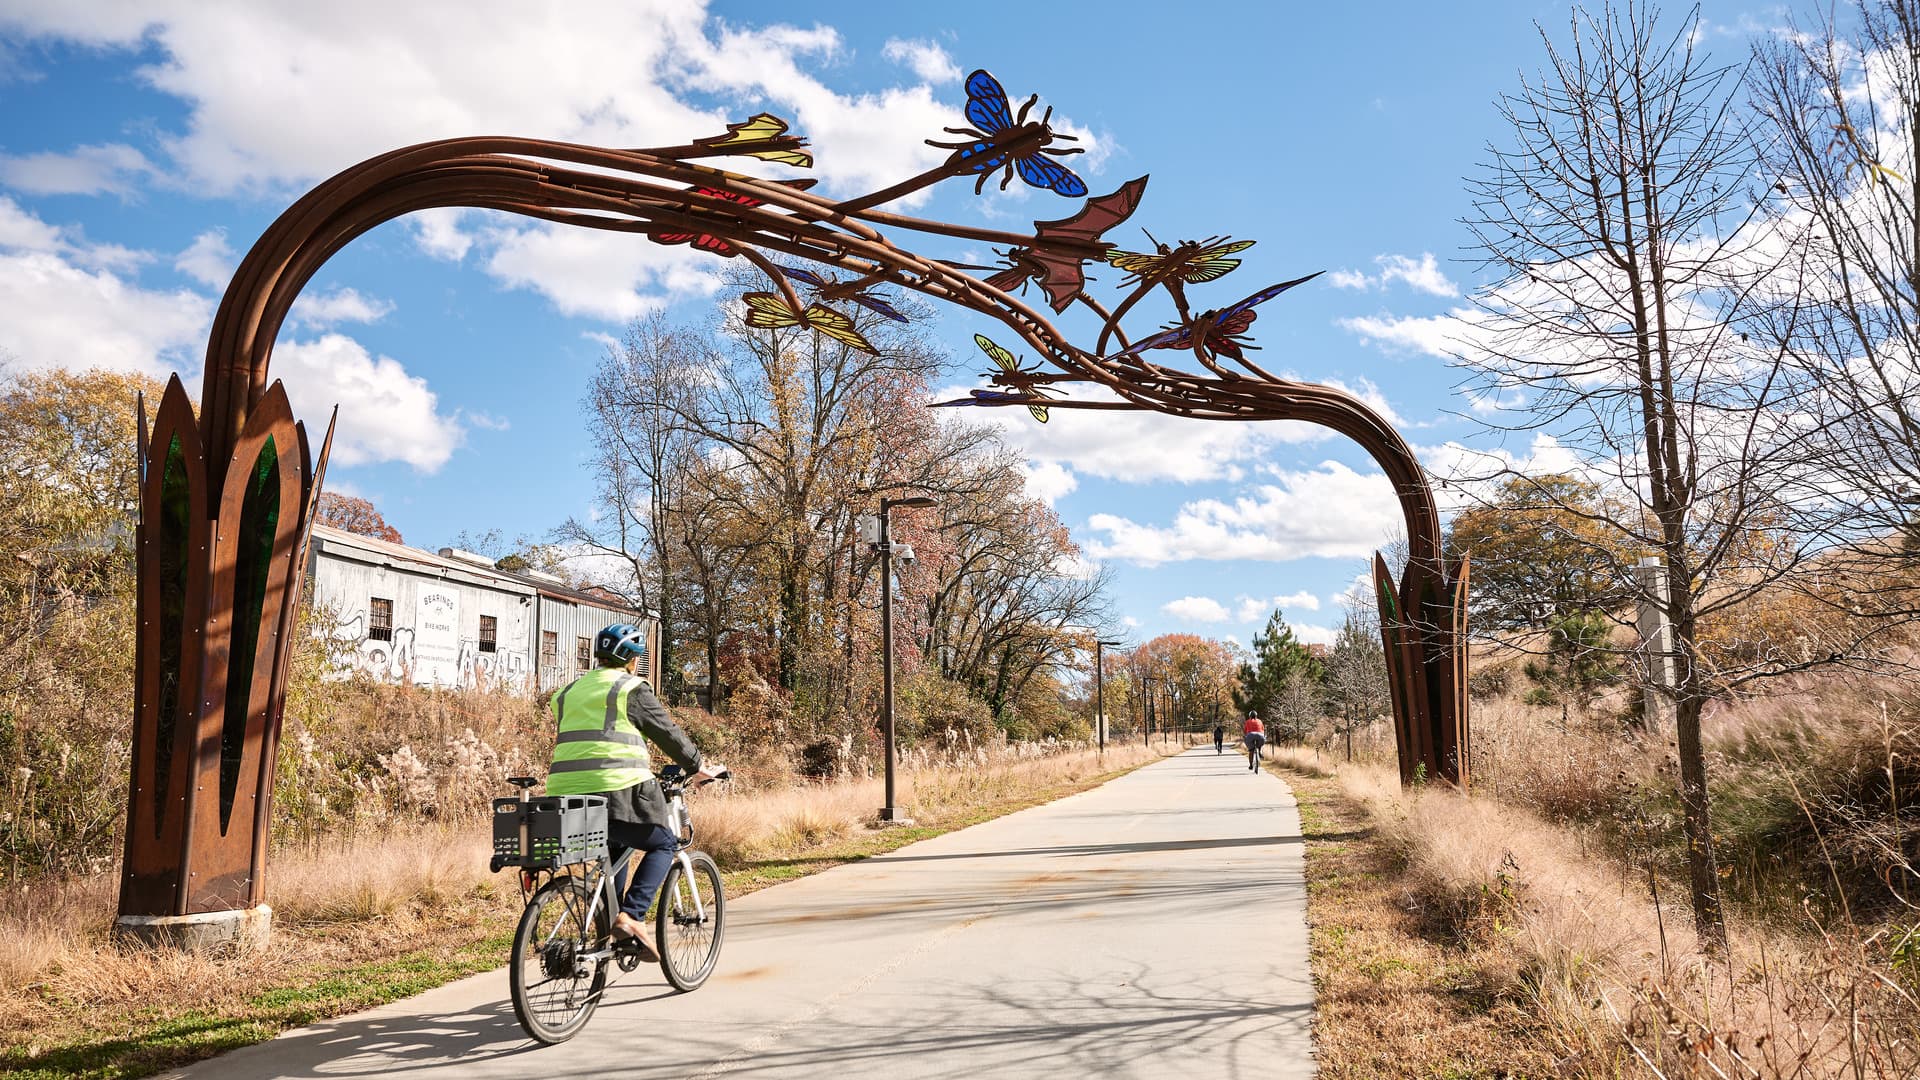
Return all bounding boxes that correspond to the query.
[655,850,726,991]
[509,874,609,1044]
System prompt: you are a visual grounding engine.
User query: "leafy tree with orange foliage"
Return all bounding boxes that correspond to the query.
[315,492,403,544]
[1133,633,1240,736]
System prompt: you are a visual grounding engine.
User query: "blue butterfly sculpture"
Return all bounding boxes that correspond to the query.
[927,70,1088,198]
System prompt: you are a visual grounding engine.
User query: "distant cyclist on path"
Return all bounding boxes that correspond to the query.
[1212,721,1225,754]
[1242,712,1266,772]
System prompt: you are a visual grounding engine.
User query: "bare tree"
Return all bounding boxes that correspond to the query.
[924,463,1111,722]
[1750,1,1920,605]
[1325,599,1389,762]
[1460,2,1813,946]
[562,315,701,696]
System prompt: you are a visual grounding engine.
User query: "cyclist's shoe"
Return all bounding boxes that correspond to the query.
[613,913,659,961]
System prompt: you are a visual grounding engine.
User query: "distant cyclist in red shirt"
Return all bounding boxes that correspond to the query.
[1242,712,1266,772]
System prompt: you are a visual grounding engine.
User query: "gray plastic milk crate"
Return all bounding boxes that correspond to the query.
[492,794,610,870]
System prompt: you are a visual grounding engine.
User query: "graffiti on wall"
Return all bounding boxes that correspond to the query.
[460,637,531,691]
[325,604,530,692]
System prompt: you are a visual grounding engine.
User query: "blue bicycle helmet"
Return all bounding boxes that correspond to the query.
[594,623,648,666]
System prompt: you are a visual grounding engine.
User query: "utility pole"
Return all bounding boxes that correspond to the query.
[1141,676,1155,747]
[869,495,936,824]
[1159,679,1167,746]
[1094,638,1122,753]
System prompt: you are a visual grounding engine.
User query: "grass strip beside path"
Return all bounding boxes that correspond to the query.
[1271,758,1561,1079]
[5,751,1162,1080]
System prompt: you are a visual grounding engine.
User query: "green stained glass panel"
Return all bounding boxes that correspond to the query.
[154,434,189,834]
[221,436,280,832]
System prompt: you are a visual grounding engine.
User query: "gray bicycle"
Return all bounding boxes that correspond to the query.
[490,764,728,1044]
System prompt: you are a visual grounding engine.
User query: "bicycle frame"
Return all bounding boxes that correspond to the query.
[513,777,707,964]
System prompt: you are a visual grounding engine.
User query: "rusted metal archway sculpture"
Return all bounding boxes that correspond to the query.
[120,71,1467,934]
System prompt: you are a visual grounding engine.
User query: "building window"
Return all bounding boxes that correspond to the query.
[541,631,557,667]
[576,636,593,670]
[369,597,393,642]
[478,615,497,654]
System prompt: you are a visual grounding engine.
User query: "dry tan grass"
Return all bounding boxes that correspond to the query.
[1284,766,1559,1077]
[1279,750,1920,1077]
[1268,744,1333,777]
[270,826,495,924]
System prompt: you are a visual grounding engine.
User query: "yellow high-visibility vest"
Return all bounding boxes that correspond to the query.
[546,667,652,795]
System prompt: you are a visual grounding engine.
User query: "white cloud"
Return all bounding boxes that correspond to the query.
[1234,592,1320,622]
[881,38,960,84]
[272,334,466,472]
[0,3,1006,205]
[1377,253,1457,297]
[289,286,395,328]
[1084,460,1403,567]
[0,142,153,196]
[0,5,1117,322]
[1339,310,1461,358]
[942,382,1330,485]
[1016,459,1077,504]
[173,228,234,289]
[0,199,207,377]
[1162,596,1231,623]
[465,410,511,431]
[1292,622,1338,647]
[0,195,145,271]
[482,218,732,322]
[1326,252,1458,298]
[0,200,474,476]
[411,208,473,262]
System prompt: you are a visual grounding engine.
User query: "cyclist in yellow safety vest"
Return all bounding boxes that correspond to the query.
[548,623,722,959]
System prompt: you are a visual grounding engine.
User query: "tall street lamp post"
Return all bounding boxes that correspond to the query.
[1141,676,1156,747]
[1094,639,1123,753]
[1162,680,1172,746]
[870,495,936,823]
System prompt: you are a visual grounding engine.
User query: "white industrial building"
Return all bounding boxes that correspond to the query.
[305,524,658,693]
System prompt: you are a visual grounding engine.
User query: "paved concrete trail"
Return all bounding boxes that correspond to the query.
[168,748,1312,1080]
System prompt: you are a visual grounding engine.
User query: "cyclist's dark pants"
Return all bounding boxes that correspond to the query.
[609,821,678,920]
[1244,733,1266,770]
[1214,733,1224,753]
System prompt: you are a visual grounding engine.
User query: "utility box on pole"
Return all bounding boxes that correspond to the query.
[1635,556,1678,735]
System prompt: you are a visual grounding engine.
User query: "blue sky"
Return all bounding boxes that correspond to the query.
[0,1,1763,650]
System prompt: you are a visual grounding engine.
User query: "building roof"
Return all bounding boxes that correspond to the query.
[308,523,650,619]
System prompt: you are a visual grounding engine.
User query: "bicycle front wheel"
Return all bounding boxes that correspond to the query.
[655,850,726,991]
[509,875,609,1044]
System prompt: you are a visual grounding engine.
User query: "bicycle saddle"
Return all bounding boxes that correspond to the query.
[506,775,539,790]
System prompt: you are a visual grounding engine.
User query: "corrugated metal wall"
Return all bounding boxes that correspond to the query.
[532,594,660,692]
[310,541,536,692]
[307,528,654,696]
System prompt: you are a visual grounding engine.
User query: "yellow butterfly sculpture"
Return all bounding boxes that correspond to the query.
[693,114,815,168]
[1107,237,1256,285]
[741,292,876,354]
[975,334,1057,423]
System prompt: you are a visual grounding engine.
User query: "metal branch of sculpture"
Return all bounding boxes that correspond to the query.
[122,69,1468,937]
